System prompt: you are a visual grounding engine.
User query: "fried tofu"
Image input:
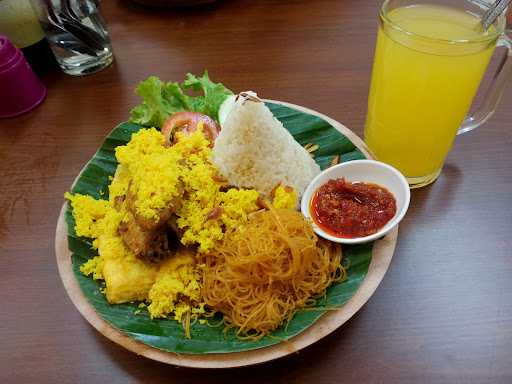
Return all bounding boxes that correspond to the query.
[103,256,158,304]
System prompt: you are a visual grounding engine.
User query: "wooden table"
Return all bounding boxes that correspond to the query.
[1,0,511,382]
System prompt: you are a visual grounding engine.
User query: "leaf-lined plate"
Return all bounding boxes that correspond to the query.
[55,100,398,367]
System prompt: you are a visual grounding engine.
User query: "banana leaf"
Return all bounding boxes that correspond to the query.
[65,102,372,354]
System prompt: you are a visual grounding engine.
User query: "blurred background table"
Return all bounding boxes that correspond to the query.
[1,0,511,382]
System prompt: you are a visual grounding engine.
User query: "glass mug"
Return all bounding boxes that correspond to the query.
[364,0,512,188]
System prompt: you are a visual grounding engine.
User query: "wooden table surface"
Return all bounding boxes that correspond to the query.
[1,0,511,382]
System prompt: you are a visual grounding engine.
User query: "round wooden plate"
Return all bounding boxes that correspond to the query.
[55,100,398,368]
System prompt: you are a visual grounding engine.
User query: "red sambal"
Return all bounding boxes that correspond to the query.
[310,178,396,238]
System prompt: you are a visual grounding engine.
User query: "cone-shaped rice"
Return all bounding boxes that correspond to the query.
[213,93,321,196]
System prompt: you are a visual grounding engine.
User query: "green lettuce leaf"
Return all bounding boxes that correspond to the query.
[129,72,233,127]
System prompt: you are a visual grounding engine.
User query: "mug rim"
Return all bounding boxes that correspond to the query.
[380,0,505,45]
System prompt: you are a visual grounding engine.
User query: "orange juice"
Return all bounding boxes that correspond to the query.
[364,4,497,184]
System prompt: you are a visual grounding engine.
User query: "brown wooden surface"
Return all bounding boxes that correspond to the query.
[0,0,511,382]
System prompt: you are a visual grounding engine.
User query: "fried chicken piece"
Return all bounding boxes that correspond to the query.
[118,212,180,263]
[118,210,156,257]
[142,228,180,263]
[118,182,183,261]
[125,181,183,231]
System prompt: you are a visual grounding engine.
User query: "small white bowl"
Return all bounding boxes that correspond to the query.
[301,160,410,244]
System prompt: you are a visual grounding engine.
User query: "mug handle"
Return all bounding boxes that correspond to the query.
[458,33,512,135]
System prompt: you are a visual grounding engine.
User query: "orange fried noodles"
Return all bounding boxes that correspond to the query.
[198,207,345,339]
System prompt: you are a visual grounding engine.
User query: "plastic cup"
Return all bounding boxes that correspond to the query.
[0,34,46,118]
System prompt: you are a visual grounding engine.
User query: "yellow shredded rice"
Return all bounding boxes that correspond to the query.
[65,127,262,333]
[272,185,298,209]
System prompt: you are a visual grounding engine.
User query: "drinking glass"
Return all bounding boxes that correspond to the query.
[31,0,113,76]
[364,0,511,188]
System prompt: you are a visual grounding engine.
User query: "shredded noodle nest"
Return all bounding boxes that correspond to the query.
[198,207,345,339]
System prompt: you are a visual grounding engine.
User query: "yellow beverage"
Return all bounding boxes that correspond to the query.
[364,4,497,185]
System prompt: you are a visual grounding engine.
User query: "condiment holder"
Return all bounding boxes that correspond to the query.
[301,160,410,244]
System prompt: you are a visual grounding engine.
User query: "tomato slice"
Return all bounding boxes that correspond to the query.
[161,112,220,146]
